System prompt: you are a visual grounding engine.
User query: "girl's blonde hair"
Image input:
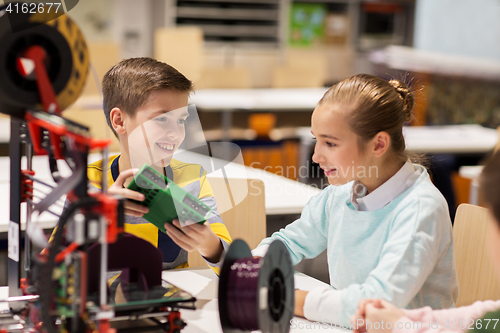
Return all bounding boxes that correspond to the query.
[319,74,414,163]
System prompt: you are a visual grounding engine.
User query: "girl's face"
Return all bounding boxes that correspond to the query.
[311,103,370,186]
[487,211,500,279]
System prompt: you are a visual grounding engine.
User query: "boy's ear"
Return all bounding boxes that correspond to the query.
[110,107,126,135]
[371,131,391,157]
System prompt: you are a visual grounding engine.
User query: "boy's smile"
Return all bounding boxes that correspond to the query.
[156,142,175,151]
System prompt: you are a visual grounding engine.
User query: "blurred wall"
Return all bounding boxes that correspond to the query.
[414,0,500,60]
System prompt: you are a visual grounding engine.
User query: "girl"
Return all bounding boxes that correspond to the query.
[351,150,500,333]
[252,74,458,327]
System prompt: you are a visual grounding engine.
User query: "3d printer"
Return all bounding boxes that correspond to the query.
[0,3,195,332]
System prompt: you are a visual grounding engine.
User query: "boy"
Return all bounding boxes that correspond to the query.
[88,57,231,272]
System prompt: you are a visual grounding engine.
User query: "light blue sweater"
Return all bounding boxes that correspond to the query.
[256,165,459,326]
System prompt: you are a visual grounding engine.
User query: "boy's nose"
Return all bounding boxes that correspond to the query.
[159,122,177,135]
[161,127,178,140]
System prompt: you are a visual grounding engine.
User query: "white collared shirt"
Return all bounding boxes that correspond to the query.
[350,161,422,211]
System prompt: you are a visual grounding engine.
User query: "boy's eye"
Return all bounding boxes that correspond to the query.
[154,116,167,122]
[326,142,336,147]
[178,118,187,125]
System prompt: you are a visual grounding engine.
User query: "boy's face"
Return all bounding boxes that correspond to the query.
[124,89,189,168]
[311,103,369,186]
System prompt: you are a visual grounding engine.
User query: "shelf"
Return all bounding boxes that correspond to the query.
[196,24,278,37]
[177,7,279,20]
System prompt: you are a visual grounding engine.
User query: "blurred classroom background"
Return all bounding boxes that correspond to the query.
[60,0,499,214]
[1,0,499,215]
[0,0,499,283]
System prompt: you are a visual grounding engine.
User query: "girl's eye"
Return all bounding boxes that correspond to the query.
[154,117,167,122]
[178,118,187,125]
[326,142,336,147]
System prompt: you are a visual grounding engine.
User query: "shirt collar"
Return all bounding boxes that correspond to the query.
[110,155,174,183]
[350,161,421,211]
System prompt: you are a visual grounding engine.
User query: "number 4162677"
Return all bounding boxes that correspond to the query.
[5,2,63,14]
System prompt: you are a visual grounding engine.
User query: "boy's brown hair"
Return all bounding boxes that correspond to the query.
[480,150,500,225]
[102,57,193,137]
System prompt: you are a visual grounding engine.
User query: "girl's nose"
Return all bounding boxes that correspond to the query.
[312,144,323,164]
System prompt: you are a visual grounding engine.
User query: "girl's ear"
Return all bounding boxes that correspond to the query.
[371,131,391,157]
[110,108,126,135]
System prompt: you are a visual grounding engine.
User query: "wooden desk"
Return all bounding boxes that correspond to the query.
[189,88,328,111]
[402,125,499,154]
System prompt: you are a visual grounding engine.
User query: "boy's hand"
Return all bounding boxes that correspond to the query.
[164,219,223,263]
[108,168,149,217]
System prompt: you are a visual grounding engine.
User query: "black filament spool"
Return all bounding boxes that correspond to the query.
[219,239,294,333]
[0,3,89,117]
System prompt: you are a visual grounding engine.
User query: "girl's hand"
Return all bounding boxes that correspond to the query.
[351,298,403,333]
[351,298,382,333]
[165,219,223,263]
[108,168,149,217]
[356,298,380,320]
[294,290,309,317]
[363,299,404,333]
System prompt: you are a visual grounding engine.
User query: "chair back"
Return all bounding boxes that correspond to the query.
[188,178,266,267]
[454,203,500,306]
[494,125,500,153]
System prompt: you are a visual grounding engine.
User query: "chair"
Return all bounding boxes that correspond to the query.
[495,125,500,153]
[188,178,266,267]
[453,204,500,307]
[458,125,500,206]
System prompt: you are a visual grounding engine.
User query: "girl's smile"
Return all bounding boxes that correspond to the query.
[321,167,337,177]
[311,103,366,186]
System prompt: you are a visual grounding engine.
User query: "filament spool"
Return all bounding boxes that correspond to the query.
[219,239,294,333]
[0,2,89,117]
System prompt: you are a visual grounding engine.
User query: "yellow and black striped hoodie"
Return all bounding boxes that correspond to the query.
[87,155,232,274]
